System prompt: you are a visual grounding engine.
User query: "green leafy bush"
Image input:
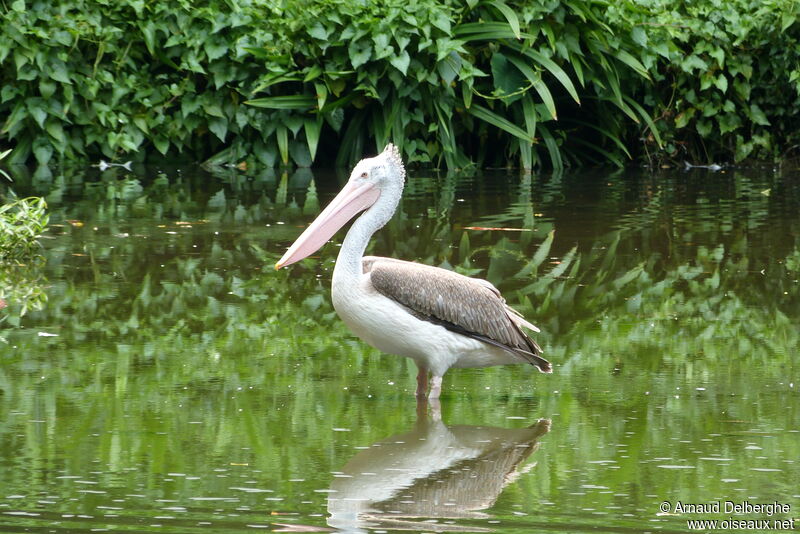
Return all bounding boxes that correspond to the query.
[607,0,800,163]
[1,0,796,168]
[247,0,656,169]
[1,0,266,166]
[0,0,651,169]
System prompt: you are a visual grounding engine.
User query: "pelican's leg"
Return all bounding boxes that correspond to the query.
[415,366,429,398]
[428,395,442,421]
[428,375,443,399]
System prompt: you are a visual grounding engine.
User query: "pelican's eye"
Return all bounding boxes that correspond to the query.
[360,171,368,179]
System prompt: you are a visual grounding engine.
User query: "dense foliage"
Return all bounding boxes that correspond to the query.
[0,0,798,168]
[607,0,800,164]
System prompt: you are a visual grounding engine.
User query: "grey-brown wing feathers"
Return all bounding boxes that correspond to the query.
[364,257,551,373]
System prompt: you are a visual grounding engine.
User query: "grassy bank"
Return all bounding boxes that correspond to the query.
[0,0,797,169]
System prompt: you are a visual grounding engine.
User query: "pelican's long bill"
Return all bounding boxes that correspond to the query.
[275,179,381,269]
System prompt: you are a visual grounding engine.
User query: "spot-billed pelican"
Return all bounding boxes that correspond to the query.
[276,145,551,398]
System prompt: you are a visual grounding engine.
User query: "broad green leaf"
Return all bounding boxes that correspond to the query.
[674,108,696,129]
[681,55,708,72]
[631,26,647,47]
[303,64,323,82]
[606,74,638,122]
[733,78,751,100]
[133,115,149,134]
[491,52,527,100]
[538,124,562,171]
[139,21,156,55]
[708,47,725,67]
[489,0,521,39]
[782,12,796,31]
[27,101,47,129]
[373,34,391,59]
[45,120,66,146]
[437,51,462,84]
[204,37,228,61]
[515,45,580,104]
[714,74,728,93]
[518,137,532,170]
[276,125,289,165]
[506,55,557,119]
[623,96,663,147]
[348,40,372,69]
[181,96,201,118]
[454,22,522,40]
[389,50,410,75]
[32,137,53,165]
[717,113,742,134]
[696,119,712,137]
[246,95,316,110]
[749,103,770,126]
[49,60,71,84]
[462,77,474,109]
[304,118,322,161]
[313,81,327,110]
[209,117,228,141]
[153,136,169,155]
[308,23,329,40]
[289,141,312,167]
[430,11,451,33]
[1,102,26,135]
[284,115,303,136]
[39,79,56,99]
[468,104,532,142]
[614,50,650,80]
[203,101,225,118]
[521,94,537,138]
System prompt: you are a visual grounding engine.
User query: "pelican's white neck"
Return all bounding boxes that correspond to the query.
[333,185,401,282]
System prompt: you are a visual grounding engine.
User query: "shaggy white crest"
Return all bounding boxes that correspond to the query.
[381,143,406,182]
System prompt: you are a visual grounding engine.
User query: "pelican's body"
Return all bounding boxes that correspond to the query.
[277,145,551,397]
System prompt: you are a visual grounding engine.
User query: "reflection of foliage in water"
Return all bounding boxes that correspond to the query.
[0,258,47,329]
[6,166,796,371]
[0,194,49,325]
[0,168,798,531]
[0,194,48,259]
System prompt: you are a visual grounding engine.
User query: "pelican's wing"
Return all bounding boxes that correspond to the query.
[363,257,551,373]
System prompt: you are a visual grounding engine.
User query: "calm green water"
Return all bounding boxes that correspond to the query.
[1,166,799,533]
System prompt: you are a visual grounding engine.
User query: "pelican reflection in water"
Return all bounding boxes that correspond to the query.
[327,405,551,532]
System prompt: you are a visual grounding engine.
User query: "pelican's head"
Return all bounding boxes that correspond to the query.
[275,144,406,269]
[349,143,406,193]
